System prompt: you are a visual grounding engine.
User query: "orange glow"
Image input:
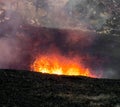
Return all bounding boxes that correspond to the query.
[31,54,96,78]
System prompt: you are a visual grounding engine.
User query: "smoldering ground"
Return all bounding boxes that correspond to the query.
[0,0,120,79]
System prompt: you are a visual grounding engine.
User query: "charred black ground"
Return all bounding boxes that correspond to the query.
[0,69,120,107]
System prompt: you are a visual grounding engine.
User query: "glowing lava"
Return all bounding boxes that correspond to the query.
[31,54,96,78]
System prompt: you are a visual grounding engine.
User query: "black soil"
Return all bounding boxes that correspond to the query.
[0,69,120,107]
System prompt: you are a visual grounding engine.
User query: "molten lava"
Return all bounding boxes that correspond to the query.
[31,54,96,78]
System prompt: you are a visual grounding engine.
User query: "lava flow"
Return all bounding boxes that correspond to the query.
[31,53,96,78]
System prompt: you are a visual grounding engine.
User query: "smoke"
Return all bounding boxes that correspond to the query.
[0,0,22,69]
[0,0,111,30]
[0,36,20,68]
[38,0,110,30]
[102,69,120,79]
[0,0,119,79]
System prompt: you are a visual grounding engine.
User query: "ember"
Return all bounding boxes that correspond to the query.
[31,53,96,78]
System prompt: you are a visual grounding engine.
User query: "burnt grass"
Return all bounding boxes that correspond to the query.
[0,69,120,107]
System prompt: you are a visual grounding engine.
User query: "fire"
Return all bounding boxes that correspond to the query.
[31,54,96,78]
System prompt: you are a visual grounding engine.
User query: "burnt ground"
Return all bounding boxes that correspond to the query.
[0,69,120,107]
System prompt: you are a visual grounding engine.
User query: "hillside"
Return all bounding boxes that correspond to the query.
[0,69,120,107]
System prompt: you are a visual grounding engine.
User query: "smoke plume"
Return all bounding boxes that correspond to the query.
[0,0,119,79]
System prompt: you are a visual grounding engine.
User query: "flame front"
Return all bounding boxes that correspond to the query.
[31,54,96,78]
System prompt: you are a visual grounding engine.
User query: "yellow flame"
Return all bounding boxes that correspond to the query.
[31,54,96,78]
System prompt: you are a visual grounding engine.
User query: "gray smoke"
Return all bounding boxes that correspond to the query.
[0,36,20,68]
[0,1,20,68]
[0,0,111,30]
[0,0,119,79]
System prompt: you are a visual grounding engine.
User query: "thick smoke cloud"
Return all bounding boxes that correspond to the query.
[0,0,111,30]
[0,0,119,79]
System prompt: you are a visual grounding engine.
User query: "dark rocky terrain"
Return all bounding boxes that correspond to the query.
[0,69,120,107]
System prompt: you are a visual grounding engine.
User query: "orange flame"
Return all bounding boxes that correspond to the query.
[31,54,96,78]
